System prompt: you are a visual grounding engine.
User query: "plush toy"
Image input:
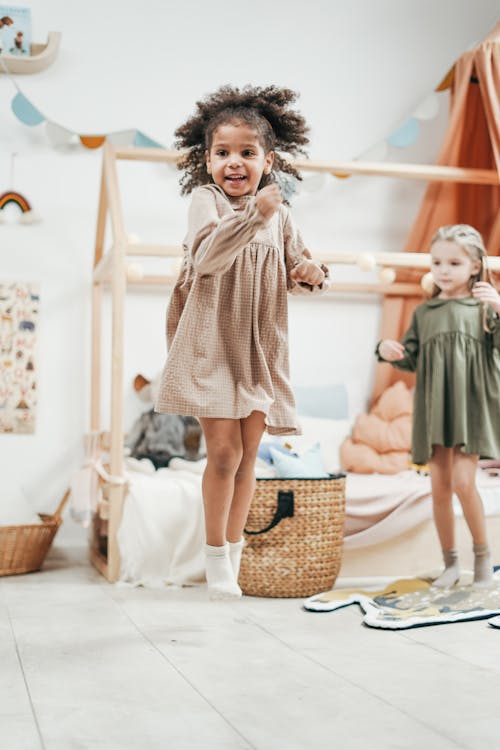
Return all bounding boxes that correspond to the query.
[127,373,205,468]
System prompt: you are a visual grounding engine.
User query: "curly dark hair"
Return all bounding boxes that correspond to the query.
[174,84,309,196]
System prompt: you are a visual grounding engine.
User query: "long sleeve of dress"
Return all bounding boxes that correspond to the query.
[486,308,500,350]
[376,312,420,372]
[186,187,267,276]
[283,209,330,295]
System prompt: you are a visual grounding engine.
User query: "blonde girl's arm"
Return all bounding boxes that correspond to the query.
[187,187,267,276]
[283,209,330,295]
[472,282,500,348]
[375,312,419,371]
[471,282,500,314]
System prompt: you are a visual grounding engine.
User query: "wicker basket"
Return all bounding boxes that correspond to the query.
[0,489,70,576]
[239,474,345,598]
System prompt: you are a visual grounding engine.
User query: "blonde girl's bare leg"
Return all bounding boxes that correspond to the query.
[452,447,492,586]
[198,417,243,599]
[227,411,266,578]
[429,445,459,587]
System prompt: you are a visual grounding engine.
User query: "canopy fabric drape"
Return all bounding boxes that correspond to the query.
[372,23,500,402]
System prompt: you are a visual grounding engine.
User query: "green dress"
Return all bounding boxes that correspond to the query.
[377,298,500,463]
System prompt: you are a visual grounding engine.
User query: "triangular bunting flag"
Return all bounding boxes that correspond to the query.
[46,121,76,147]
[107,129,137,146]
[11,92,45,126]
[134,130,163,148]
[387,117,420,148]
[79,135,107,149]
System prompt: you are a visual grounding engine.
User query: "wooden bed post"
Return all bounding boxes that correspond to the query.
[89,159,107,577]
[91,161,107,434]
[102,143,128,582]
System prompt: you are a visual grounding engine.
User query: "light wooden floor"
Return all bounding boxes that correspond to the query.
[3,523,500,750]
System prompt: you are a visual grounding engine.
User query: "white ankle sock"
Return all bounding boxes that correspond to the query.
[473,543,493,587]
[205,543,242,600]
[433,549,460,588]
[228,538,245,580]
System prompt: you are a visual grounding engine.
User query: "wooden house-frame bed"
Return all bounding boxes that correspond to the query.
[90,143,500,582]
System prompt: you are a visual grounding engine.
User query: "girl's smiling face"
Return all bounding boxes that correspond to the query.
[205,121,274,197]
[431,239,481,298]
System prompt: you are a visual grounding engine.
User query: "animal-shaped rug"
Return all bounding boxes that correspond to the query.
[303,572,500,629]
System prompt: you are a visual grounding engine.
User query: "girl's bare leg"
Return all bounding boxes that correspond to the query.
[429,445,455,550]
[227,410,266,542]
[429,445,459,587]
[198,417,243,546]
[226,411,266,579]
[452,448,492,585]
[198,417,243,599]
[452,449,486,544]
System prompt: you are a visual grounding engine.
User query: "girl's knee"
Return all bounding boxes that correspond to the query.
[430,474,453,496]
[208,444,243,476]
[452,475,477,497]
[235,463,257,483]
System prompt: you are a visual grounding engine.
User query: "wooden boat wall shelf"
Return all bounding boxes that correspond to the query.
[0,32,61,74]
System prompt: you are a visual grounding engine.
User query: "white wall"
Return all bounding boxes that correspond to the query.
[0,0,498,513]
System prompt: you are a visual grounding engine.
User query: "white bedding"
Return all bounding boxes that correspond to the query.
[117,461,205,587]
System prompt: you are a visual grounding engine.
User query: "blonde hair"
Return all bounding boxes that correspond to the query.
[430,224,494,330]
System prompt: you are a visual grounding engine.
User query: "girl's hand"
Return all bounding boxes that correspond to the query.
[255,184,282,222]
[290,259,326,286]
[472,282,500,313]
[378,339,406,361]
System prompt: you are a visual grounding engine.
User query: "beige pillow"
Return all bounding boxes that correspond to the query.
[352,413,411,453]
[372,380,413,421]
[340,438,410,475]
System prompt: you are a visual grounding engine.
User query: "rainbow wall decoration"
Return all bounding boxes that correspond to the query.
[0,191,40,223]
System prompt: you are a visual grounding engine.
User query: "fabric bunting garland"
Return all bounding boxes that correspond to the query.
[0,56,163,152]
[0,53,455,185]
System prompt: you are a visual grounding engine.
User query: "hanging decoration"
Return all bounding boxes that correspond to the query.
[386,117,420,148]
[0,55,161,152]
[0,51,456,193]
[0,153,41,224]
[11,90,45,125]
[0,190,38,223]
[331,70,453,181]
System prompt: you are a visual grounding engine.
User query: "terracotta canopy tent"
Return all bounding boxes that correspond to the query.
[373,22,500,402]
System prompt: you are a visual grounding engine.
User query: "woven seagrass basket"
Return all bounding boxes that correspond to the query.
[0,489,69,577]
[239,474,346,598]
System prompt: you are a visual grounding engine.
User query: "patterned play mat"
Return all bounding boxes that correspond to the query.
[304,572,500,629]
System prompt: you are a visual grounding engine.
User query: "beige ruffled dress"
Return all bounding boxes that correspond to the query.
[155,184,329,435]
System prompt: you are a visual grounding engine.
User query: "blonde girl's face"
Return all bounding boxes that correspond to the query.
[430,239,481,298]
[205,122,274,198]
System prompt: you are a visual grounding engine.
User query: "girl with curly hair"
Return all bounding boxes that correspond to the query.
[155,85,330,599]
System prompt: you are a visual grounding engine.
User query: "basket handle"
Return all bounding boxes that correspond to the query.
[53,488,71,520]
[244,490,294,536]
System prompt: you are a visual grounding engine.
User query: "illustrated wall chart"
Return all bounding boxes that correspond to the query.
[0,281,38,433]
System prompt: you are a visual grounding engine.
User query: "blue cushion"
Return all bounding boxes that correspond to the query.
[293,384,348,419]
[258,441,295,465]
[269,443,329,479]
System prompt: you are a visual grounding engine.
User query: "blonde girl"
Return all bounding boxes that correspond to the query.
[377,225,500,587]
[155,86,329,599]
